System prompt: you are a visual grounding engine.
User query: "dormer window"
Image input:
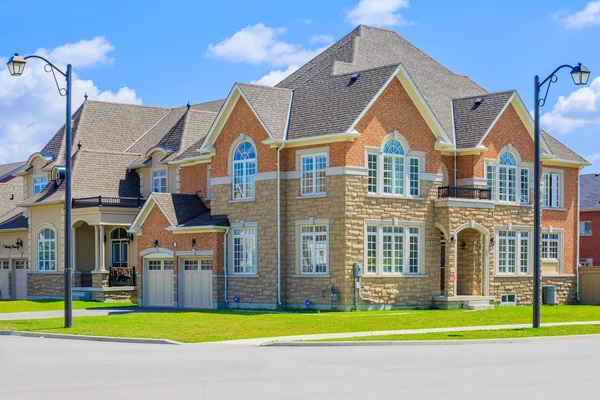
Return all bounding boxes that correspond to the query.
[152,170,167,193]
[33,176,48,195]
[486,149,529,204]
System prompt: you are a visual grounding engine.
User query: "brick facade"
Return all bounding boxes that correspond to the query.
[580,210,600,265]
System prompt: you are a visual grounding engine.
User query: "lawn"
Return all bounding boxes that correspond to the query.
[0,305,598,343]
[0,300,136,313]
[318,324,600,342]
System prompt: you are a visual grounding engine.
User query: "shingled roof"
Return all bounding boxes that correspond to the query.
[0,161,26,182]
[151,193,228,228]
[236,83,292,140]
[580,174,600,211]
[0,208,27,231]
[0,175,23,217]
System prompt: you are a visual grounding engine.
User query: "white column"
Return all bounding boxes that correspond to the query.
[94,226,100,272]
[99,225,106,272]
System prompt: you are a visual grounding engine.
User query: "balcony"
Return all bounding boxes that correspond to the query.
[72,196,146,209]
[438,186,491,200]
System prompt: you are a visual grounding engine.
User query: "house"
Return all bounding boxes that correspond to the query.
[579,174,600,266]
[1,25,589,309]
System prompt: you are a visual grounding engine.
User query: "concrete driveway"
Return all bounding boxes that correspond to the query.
[0,335,598,399]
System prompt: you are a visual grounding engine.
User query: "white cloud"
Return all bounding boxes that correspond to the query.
[540,76,600,134]
[0,38,141,164]
[207,23,333,86]
[557,1,600,29]
[347,0,414,27]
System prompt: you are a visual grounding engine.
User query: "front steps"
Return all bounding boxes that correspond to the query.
[433,295,495,310]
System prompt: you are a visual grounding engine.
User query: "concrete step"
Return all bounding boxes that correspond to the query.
[72,291,91,300]
[463,300,494,311]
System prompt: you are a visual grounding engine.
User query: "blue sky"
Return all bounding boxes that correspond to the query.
[1,0,599,171]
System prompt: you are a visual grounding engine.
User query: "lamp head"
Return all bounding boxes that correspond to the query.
[7,54,26,76]
[571,63,591,86]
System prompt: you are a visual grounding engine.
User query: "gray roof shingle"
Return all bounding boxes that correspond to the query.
[236,83,292,140]
[0,177,23,217]
[541,131,588,164]
[580,174,600,211]
[0,161,26,182]
[151,193,228,228]
[0,208,27,230]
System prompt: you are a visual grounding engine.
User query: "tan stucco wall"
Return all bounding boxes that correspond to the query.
[0,230,29,260]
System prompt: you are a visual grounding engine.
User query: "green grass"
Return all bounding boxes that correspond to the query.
[317,324,600,342]
[0,305,598,343]
[0,300,136,313]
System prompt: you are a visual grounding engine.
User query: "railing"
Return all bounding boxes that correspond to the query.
[438,186,491,200]
[72,196,146,209]
[109,266,136,287]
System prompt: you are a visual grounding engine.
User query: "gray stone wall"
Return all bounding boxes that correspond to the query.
[28,273,64,297]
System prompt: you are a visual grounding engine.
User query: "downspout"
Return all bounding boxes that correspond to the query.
[276,142,285,307]
[223,228,229,305]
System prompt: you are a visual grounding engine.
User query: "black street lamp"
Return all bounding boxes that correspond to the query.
[533,62,590,328]
[6,53,73,328]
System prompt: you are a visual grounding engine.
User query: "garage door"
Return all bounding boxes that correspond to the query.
[145,259,174,307]
[182,259,213,309]
[0,261,9,300]
[13,260,28,300]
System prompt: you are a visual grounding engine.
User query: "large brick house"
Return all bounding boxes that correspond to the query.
[579,174,600,266]
[0,25,589,308]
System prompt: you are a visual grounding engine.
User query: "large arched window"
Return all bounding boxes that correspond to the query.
[367,135,420,197]
[38,228,56,271]
[486,149,529,204]
[232,140,256,199]
[110,228,129,267]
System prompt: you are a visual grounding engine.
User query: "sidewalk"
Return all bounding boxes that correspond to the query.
[0,308,139,321]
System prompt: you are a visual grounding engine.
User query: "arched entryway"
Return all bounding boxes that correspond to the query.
[74,221,95,272]
[453,223,490,297]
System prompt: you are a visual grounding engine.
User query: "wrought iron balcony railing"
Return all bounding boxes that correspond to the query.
[72,196,146,209]
[437,186,491,200]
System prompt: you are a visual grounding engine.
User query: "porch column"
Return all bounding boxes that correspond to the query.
[94,225,100,271]
[99,225,106,272]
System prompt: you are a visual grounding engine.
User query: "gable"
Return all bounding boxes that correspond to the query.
[481,103,534,164]
[130,196,175,233]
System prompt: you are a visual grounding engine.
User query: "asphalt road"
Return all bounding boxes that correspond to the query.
[0,336,599,399]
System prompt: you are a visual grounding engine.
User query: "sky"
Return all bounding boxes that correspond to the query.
[0,0,599,172]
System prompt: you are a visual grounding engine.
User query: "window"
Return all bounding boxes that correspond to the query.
[232,141,256,200]
[542,172,562,208]
[500,293,517,306]
[1,261,8,270]
[365,223,421,275]
[580,258,593,267]
[300,224,328,274]
[580,221,592,236]
[33,176,48,195]
[152,170,167,193]
[497,230,530,275]
[110,228,129,267]
[486,151,529,204]
[232,227,256,274]
[184,259,212,271]
[301,154,327,196]
[37,228,56,271]
[367,137,420,197]
[542,233,559,260]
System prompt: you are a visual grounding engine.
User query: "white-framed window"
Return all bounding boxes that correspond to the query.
[579,221,592,236]
[541,233,559,260]
[500,293,517,306]
[33,176,48,195]
[37,228,56,271]
[232,227,256,274]
[364,222,422,275]
[1,260,9,270]
[152,170,167,193]
[299,223,328,274]
[301,154,327,196]
[184,259,212,271]
[486,151,529,204]
[206,166,211,200]
[110,228,129,267]
[542,172,562,208]
[232,141,256,200]
[367,137,421,197]
[580,258,593,267]
[148,259,173,271]
[496,230,530,275]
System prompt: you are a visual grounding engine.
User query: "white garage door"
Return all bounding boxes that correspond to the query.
[13,260,28,300]
[145,259,174,307]
[182,259,213,309]
[0,261,9,300]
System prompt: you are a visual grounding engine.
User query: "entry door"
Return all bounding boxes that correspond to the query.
[182,259,213,309]
[14,260,28,300]
[0,261,10,300]
[145,259,173,307]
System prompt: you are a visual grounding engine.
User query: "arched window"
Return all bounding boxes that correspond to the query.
[232,140,256,199]
[38,228,56,271]
[486,149,529,204]
[110,228,129,267]
[367,135,421,197]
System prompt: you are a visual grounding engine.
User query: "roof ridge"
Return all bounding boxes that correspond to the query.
[333,62,401,77]
[453,90,515,101]
[187,109,218,115]
[237,82,292,92]
[85,99,172,111]
[124,107,177,152]
[79,149,139,156]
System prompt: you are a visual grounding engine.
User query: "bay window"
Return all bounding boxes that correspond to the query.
[367,138,420,197]
[364,222,422,275]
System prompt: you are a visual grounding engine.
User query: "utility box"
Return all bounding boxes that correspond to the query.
[353,262,363,277]
[542,285,556,305]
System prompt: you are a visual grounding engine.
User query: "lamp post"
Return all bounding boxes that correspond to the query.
[6,53,73,328]
[533,63,590,328]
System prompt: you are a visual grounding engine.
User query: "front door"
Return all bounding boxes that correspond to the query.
[0,261,10,299]
[145,259,173,307]
[14,260,28,300]
[182,259,213,309]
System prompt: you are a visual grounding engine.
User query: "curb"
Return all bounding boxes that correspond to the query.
[0,330,182,345]
[263,334,600,347]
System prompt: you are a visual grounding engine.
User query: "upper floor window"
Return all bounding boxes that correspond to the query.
[232,141,256,200]
[542,233,560,260]
[38,228,56,271]
[152,170,167,193]
[486,150,529,204]
[543,172,562,209]
[580,221,592,236]
[301,154,327,196]
[33,176,48,195]
[367,137,420,197]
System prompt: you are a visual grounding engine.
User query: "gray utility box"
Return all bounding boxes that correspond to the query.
[542,285,556,305]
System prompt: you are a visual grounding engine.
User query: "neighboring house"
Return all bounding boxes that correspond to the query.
[3,25,589,309]
[579,174,600,266]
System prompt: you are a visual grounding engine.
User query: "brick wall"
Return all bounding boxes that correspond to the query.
[580,210,600,265]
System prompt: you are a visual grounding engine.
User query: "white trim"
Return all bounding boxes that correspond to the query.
[434,198,495,209]
[229,222,258,276]
[167,226,228,233]
[422,172,443,182]
[299,152,328,197]
[175,250,214,257]
[264,132,360,148]
[140,247,175,258]
[129,195,176,232]
[494,228,533,277]
[456,178,487,187]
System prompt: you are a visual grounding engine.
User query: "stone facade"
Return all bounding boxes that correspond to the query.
[28,273,64,297]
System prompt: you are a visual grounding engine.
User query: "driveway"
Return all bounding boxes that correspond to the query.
[0,335,598,399]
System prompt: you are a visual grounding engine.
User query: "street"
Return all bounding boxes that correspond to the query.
[0,336,599,399]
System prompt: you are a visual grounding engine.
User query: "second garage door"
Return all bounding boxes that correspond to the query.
[145,259,174,307]
[182,259,213,309]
